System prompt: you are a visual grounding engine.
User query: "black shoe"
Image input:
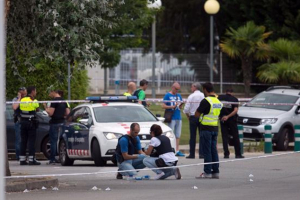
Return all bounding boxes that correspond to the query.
[199,155,204,159]
[224,155,230,159]
[186,155,195,159]
[20,161,28,165]
[116,173,123,179]
[235,155,245,159]
[29,160,41,165]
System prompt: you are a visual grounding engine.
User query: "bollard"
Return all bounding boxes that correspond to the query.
[264,125,272,154]
[294,125,300,152]
[238,125,244,155]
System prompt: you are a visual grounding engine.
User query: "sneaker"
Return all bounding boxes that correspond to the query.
[175,151,185,157]
[29,160,41,165]
[116,173,123,180]
[154,172,165,180]
[212,173,220,179]
[48,160,56,165]
[195,173,212,179]
[20,161,28,165]
[174,168,181,180]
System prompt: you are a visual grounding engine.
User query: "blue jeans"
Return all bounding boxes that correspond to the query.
[49,123,62,162]
[169,120,182,138]
[200,130,219,174]
[118,154,146,176]
[143,157,175,179]
[14,122,21,159]
[189,116,203,157]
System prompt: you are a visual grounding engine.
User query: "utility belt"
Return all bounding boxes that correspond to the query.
[20,114,39,129]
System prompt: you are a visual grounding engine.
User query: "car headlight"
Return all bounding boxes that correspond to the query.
[103,132,123,140]
[163,131,174,138]
[260,118,277,125]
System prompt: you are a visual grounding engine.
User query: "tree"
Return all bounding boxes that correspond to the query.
[220,21,271,96]
[257,39,300,85]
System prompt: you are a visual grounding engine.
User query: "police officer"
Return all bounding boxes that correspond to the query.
[19,86,41,165]
[218,89,244,159]
[195,83,222,179]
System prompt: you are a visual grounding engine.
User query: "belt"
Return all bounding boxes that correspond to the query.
[20,114,35,118]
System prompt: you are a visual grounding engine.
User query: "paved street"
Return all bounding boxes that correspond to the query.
[6,152,300,200]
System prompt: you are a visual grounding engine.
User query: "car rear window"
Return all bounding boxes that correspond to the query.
[93,105,158,123]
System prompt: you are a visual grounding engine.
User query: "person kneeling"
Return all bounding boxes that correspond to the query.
[115,123,146,179]
[143,124,181,180]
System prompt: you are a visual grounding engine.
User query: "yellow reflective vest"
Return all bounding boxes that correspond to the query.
[123,92,131,96]
[20,97,39,112]
[200,96,222,127]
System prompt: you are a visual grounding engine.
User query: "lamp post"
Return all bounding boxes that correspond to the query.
[147,0,161,98]
[204,0,220,83]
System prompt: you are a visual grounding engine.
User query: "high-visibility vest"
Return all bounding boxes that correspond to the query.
[20,97,39,117]
[123,92,131,96]
[200,96,222,127]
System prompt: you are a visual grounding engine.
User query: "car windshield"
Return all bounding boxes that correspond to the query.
[93,105,158,123]
[246,93,299,111]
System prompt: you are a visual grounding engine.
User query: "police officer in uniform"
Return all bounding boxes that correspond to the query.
[19,86,41,165]
[195,83,222,179]
[218,89,244,159]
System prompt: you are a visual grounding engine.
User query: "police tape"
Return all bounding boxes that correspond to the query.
[5,98,300,106]
[5,151,300,179]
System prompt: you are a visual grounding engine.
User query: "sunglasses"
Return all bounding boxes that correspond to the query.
[19,87,26,91]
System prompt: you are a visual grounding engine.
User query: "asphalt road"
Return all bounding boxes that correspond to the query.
[6,152,300,200]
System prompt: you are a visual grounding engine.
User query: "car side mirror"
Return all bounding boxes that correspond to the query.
[157,117,165,122]
[79,118,89,125]
[156,114,161,117]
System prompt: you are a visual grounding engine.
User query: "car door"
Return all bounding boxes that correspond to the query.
[64,106,90,156]
[6,106,16,151]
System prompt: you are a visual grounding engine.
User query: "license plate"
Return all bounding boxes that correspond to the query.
[244,128,252,133]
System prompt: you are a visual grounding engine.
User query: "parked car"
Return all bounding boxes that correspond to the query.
[237,86,300,151]
[6,106,51,158]
[58,96,176,166]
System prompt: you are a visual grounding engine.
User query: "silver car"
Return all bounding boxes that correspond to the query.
[237,86,300,151]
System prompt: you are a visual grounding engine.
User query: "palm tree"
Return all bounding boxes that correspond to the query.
[220,21,272,97]
[257,39,300,85]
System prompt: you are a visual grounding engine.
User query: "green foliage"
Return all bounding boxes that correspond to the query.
[6,50,89,105]
[257,39,300,85]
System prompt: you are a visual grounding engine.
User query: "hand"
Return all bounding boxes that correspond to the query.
[17,92,22,99]
[222,116,229,122]
[137,154,145,159]
[43,103,47,109]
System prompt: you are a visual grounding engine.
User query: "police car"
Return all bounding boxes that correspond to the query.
[58,96,176,166]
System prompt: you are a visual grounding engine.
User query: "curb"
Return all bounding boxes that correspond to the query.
[6,177,58,193]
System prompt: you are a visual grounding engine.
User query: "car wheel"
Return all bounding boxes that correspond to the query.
[276,128,289,151]
[59,140,74,166]
[92,139,106,166]
[41,136,51,159]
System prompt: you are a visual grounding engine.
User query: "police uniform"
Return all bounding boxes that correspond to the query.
[197,96,222,176]
[19,96,40,165]
[218,93,242,158]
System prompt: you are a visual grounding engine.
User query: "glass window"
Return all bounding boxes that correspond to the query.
[93,105,158,123]
[246,93,299,111]
[67,107,85,122]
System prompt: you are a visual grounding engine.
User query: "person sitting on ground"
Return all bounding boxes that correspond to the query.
[116,123,146,179]
[124,82,137,96]
[143,124,181,180]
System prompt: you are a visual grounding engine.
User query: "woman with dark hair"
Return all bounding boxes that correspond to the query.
[143,124,181,180]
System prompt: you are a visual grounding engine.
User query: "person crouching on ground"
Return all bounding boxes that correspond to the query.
[143,124,181,180]
[116,123,146,179]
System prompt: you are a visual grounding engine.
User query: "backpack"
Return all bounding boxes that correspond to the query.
[133,89,142,99]
[111,135,136,164]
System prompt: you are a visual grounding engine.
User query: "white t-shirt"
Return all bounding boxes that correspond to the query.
[149,137,178,163]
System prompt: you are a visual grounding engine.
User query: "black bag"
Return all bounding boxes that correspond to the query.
[163,109,174,123]
[155,158,168,167]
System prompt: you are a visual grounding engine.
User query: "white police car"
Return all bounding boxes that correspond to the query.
[58,96,176,166]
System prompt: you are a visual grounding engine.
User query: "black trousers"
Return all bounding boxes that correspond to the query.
[20,120,37,157]
[189,116,203,157]
[220,118,242,156]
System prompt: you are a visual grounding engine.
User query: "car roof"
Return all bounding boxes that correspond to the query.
[264,89,300,97]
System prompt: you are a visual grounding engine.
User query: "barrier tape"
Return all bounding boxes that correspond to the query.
[5,98,300,106]
[5,151,300,179]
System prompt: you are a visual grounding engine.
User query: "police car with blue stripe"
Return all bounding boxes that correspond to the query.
[58,96,176,166]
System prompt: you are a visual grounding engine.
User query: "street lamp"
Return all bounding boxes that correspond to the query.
[147,0,161,98]
[204,0,220,83]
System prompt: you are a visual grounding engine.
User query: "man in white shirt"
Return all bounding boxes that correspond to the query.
[183,82,205,159]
